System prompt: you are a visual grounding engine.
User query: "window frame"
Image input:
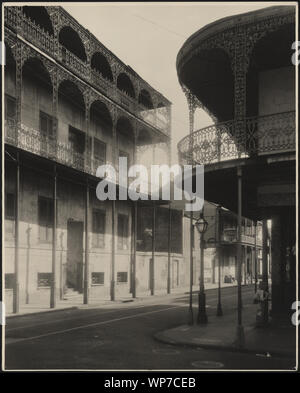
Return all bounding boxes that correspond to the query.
[117,271,128,284]
[94,137,106,165]
[91,272,105,286]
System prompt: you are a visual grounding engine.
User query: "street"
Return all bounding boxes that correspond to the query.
[5,286,295,370]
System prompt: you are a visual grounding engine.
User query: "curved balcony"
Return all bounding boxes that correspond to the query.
[178,111,295,166]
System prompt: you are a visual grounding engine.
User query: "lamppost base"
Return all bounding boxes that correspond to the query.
[234,325,245,349]
[216,303,223,316]
[197,292,208,324]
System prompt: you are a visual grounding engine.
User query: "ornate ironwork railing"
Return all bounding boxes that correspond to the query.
[221,228,262,246]
[178,111,295,166]
[4,120,111,178]
[4,7,18,30]
[4,11,171,138]
[59,45,87,80]
[22,17,55,55]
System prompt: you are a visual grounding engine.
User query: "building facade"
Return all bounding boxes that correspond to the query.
[177,6,296,318]
[4,6,179,313]
[183,202,263,287]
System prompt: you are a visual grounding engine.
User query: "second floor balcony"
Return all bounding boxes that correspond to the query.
[5,119,112,178]
[221,228,262,247]
[178,111,295,167]
[4,6,171,137]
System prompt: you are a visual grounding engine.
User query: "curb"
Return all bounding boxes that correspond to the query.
[153,330,296,359]
[6,306,78,319]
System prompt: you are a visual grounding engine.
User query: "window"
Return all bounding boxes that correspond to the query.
[5,193,15,238]
[40,111,54,139]
[37,272,52,288]
[38,196,53,242]
[69,126,85,154]
[5,95,16,120]
[91,272,104,285]
[118,214,129,250]
[92,209,106,248]
[5,273,14,289]
[117,272,128,284]
[94,138,106,165]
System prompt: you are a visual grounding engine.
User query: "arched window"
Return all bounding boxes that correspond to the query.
[23,6,54,35]
[117,73,135,98]
[91,52,113,81]
[138,89,153,109]
[59,26,87,62]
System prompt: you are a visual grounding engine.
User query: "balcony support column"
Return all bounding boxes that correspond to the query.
[254,221,258,293]
[185,90,196,325]
[259,219,269,325]
[167,204,172,295]
[85,92,91,171]
[235,166,245,348]
[130,127,138,298]
[13,152,20,314]
[233,28,247,157]
[51,69,58,138]
[84,180,90,305]
[15,42,23,143]
[50,164,57,309]
[151,203,156,296]
[110,114,117,302]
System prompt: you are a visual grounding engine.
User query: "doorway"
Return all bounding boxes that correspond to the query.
[66,220,84,292]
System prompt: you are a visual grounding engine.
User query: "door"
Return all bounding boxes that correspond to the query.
[67,221,84,292]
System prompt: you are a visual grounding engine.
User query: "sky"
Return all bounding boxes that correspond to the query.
[64,2,276,164]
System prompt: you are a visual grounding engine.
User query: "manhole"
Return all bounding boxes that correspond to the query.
[153,348,180,355]
[191,360,224,369]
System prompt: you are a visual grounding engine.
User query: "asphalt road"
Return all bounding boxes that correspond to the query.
[4,285,296,371]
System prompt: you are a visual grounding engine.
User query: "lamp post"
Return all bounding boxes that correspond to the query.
[195,211,208,324]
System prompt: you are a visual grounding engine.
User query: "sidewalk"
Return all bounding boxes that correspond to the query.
[154,302,296,358]
[6,282,237,318]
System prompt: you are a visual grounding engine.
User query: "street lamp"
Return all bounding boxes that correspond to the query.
[195,211,208,324]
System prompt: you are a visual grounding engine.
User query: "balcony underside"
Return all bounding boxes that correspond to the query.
[202,155,295,221]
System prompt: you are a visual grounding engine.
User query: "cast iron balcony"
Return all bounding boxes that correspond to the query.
[178,111,295,166]
[4,119,113,178]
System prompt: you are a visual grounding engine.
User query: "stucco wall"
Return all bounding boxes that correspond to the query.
[259,66,295,116]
